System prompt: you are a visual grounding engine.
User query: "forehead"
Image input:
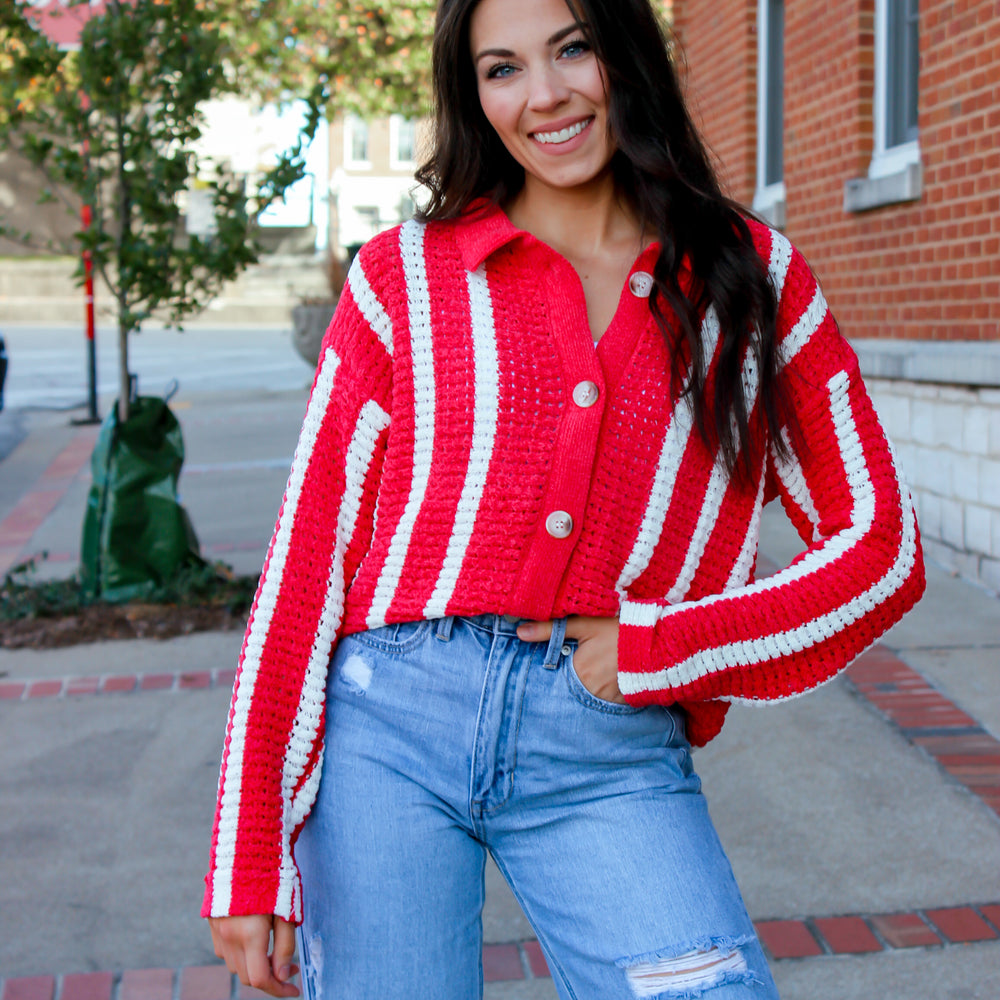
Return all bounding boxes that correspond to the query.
[469,0,581,50]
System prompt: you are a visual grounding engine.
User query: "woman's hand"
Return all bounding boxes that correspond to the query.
[517,615,625,704]
[209,914,300,998]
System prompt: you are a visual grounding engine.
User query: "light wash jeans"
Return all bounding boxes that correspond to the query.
[295,614,780,1000]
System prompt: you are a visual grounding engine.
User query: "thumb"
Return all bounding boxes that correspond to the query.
[516,620,552,642]
[272,917,298,982]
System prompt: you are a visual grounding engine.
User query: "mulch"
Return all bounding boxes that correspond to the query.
[1,602,247,650]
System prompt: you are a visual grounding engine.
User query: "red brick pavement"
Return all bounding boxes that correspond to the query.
[1,908,997,997]
[0,427,97,577]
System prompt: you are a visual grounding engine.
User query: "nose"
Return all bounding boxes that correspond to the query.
[526,65,570,112]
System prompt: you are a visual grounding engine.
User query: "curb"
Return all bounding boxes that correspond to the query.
[844,647,1000,821]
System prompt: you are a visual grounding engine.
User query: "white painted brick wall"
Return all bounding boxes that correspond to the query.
[940,497,965,549]
[964,409,990,455]
[980,458,1000,504]
[966,505,994,556]
[952,454,980,504]
[865,375,1000,594]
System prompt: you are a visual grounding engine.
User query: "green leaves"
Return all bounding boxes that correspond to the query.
[0,0,435,386]
[213,0,436,117]
[0,0,313,337]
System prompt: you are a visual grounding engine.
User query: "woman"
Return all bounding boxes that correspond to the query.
[205,0,924,996]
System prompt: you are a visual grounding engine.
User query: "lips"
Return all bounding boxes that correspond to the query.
[530,116,594,145]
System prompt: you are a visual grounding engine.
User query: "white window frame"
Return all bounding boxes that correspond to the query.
[870,0,920,179]
[389,115,418,171]
[344,115,372,170]
[753,0,786,227]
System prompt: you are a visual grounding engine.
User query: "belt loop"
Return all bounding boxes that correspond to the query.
[542,617,568,669]
[435,616,455,641]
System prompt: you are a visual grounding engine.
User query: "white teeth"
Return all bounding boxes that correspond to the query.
[533,118,591,144]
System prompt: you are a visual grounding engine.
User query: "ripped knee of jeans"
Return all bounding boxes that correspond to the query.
[622,942,754,998]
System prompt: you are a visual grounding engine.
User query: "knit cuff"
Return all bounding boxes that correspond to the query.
[616,599,681,708]
[201,867,304,925]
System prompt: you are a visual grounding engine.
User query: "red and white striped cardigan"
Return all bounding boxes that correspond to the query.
[203,202,924,921]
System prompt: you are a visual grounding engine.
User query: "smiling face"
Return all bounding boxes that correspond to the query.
[469,0,615,196]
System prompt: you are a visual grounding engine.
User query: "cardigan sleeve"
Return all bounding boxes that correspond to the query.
[202,247,394,923]
[616,245,925,710]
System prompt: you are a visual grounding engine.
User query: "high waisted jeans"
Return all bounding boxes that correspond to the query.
[295,615,780,1000]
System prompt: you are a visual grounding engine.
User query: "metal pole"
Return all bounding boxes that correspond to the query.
[82,202,99,423]
[74,86,100,426]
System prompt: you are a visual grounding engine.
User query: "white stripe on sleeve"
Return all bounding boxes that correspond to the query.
[619,370,910,696]
[210,346,341,914]
[276,398,390,916]
[346,254,394,356]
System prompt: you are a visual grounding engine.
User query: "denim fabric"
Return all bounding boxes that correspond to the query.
[295,615,779,999]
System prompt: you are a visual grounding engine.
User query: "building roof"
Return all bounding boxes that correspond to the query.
[26,1,108,49]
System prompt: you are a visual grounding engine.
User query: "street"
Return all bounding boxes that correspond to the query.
[0,323,314,415]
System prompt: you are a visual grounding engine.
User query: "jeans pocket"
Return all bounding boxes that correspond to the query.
[563,648,646,716]
[350,619,434,655]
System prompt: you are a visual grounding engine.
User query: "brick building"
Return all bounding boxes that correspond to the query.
[670,0,1000,591]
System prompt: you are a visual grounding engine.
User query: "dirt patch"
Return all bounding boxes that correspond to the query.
[2,602,248,650]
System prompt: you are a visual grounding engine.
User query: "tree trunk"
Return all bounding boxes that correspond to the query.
[117,312,131,423]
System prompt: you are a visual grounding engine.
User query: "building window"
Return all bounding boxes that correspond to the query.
[872,0,920,177]
[345,116,371,168]
[844,0,921,211]
[390,116,418,169]
[753,0,786,227]
[887,0,919,147]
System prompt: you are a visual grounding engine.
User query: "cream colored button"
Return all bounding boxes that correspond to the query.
[545,511,574,539]
[629,271,654,298]
[572,380,600,408]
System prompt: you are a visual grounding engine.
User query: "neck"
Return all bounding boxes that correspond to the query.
[506,172,641,258]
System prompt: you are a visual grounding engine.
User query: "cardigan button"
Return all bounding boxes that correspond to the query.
[629,271,654,298]
[545,511,574,539]
[572,380,600,408]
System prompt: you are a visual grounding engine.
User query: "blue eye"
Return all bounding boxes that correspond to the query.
[560,38,591,58]
[486,62,517,80]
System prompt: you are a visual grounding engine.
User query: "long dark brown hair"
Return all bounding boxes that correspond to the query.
[416,0,795,478]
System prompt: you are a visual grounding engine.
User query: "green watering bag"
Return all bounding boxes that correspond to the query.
[81,395,204,602]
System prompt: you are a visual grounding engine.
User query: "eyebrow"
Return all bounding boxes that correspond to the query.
[473,23,586,63]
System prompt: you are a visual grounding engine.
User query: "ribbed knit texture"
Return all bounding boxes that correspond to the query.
[203,202,924,922]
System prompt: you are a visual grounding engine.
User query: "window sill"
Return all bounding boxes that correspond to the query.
[844,160,922,213]
[851,339,1000,388]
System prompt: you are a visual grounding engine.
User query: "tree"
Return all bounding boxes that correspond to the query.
[213,0,436,118]
[0,0,320,422]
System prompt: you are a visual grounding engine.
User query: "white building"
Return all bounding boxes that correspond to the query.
[328,115,430,256]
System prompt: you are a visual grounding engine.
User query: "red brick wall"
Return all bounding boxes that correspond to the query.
[671,0,758,204]
[671,0,1000,342]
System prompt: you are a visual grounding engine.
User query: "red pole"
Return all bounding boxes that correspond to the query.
[81,201,98,421]
[79,86,99,423]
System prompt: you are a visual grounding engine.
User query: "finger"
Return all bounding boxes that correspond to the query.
[209,921,225,961]
[272,917,300,987]
[563,615,604,640]
[209,919,243,977]
[516,620,552,642]
[245,943,295,998]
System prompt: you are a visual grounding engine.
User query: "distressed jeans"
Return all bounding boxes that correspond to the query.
[294,614,780,1000]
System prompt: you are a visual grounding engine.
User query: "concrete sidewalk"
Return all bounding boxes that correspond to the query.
[1,379,998,1000]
